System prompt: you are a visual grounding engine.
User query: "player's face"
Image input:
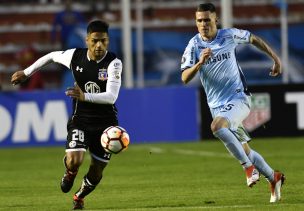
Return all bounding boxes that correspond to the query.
[196,11,218,40]
[86,32,109,61]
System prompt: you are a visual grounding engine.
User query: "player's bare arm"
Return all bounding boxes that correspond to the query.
[11,70,28,85]
[182,48,212,84]
[250,34,282,77]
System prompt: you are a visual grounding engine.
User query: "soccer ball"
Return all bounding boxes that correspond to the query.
[101,126,130,154]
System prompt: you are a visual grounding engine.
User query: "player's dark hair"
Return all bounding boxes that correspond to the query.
[87,20,109,34]
[197,3,216,13]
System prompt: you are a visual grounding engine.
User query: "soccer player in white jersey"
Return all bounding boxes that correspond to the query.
[11,20,122,210]
[181,3,285,203]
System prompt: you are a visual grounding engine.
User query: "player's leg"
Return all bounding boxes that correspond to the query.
[61,121,88,193]
[61,151,85,193]
[211,98,259,187]
[73,157,108,209]
[242,140,285,202]
[72,129,112,210]
[212,117,253,168]
[242,142,274,182]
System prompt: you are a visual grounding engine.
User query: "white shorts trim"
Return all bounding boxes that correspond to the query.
[65,148,87,152]
[90,152,110,163]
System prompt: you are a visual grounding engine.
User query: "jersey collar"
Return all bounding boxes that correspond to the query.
[200,29,219,43]
[86,50,108,63]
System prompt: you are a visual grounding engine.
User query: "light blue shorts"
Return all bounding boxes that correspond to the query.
[210,96,252,143]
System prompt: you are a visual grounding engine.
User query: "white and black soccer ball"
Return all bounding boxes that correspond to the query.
[101,126,130,154]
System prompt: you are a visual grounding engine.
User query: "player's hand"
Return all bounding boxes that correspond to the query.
[269,61,282,77]
[65,83,85,101]
[11,70,28,85]
[199,48,212,65]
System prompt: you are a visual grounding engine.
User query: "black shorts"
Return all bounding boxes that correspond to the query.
[66,117,118,162]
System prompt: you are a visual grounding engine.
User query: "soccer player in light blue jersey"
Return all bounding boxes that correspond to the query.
[181,3,285,203]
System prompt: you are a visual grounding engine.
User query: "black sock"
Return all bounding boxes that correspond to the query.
[75,175,99,199]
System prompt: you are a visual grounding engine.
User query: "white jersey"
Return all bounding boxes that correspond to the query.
[181,28,251,108]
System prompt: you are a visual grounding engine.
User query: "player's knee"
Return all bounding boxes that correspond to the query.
[242,143,251,155]
[87,158,107,184]
[211,117,229,133]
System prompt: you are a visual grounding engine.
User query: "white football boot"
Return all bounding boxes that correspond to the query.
[270,171,285,203]
[245,165,260,187]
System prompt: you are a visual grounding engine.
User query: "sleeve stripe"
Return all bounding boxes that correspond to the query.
[181,66,192,72]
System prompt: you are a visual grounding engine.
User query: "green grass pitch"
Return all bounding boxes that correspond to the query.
[0,137,304,210]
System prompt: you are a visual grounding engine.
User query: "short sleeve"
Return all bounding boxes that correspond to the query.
[231,28,251,44]
[181,40,196,72]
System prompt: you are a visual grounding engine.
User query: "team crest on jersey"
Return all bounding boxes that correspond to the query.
[98,68,108,81]
[113,70,120,79]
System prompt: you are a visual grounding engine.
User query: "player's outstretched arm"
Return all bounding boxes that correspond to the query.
[181,48,212,84]
[11,70,28,85]
[11,50,74,87]
[250,34,282,77]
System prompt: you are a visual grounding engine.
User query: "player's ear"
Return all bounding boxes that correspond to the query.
[85,35,89,45]
[215,17,220,26]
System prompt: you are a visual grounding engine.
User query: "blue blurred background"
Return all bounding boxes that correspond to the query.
[0,0,304,147]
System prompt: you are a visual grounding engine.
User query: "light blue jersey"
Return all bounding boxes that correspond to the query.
[181,28,251,108]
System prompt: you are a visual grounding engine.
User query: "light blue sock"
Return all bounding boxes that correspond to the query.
[248,150,274,182]
[214,128,252,168]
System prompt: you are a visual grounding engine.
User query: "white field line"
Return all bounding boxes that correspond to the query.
[173,149,230,158]
[131,145,281,159]
[146,147,230,158]
[148,147,166,154]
